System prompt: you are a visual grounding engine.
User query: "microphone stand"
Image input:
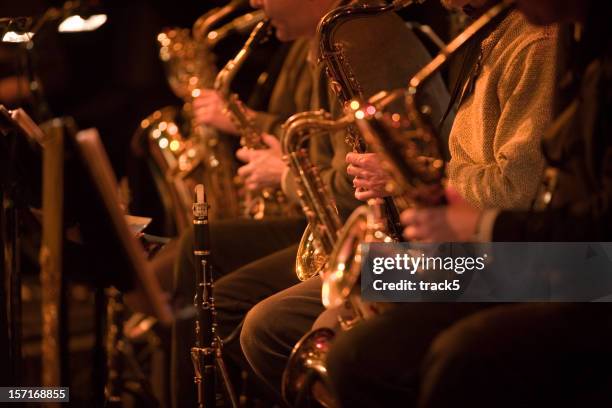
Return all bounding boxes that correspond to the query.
[191,184,238,408]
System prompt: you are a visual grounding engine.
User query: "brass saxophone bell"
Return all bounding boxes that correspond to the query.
[321,206,369,308]
[282,328,336,407]
[295,225,329,281]
[322,204,392,313]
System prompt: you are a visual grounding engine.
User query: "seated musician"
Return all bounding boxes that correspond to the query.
[347,0,557,213]
[312,0,560,407]
[399,1,612,407]
[172,0,376,404]
[237,0,452,403]
[171,18,314,408]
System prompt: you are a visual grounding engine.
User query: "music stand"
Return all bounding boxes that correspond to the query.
[0,105,45,387]
[61,123,175,403]
[63,125,173,323]
[2,106,174,401]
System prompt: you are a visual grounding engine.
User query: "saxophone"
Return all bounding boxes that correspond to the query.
[136,5,264,231]
[282,1,515,405]
[214,20,273,149]
[283,0,425,283]
[214,20,298,219]
[281,111,351,281]
[318,0,426,242]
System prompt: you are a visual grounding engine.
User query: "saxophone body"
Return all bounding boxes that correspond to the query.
[213,20,299,219]
[282,1,516,405]
[318,0,431,243]
[282,111,352,281]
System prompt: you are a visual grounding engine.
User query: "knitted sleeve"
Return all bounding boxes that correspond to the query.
[452,35,557,209]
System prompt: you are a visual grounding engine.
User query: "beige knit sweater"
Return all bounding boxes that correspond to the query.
[447,11,558,210]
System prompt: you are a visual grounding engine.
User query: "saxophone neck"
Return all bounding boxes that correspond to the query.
[318,0,423,104]
[214,19,272,96]
[282,111,328,155]
[212,20,273,146]
[214,61,234,97]
[282,111,356,156]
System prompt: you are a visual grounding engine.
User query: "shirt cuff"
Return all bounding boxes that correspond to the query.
[473,209,500,242]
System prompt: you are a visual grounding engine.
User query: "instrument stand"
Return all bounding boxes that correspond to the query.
[191,185,238,408]
[190,260,239,408]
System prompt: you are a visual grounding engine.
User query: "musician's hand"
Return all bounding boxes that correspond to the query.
[400,187,482,242]
[236,134,286,191]
[192,89,239,135]
[346,152,393,201]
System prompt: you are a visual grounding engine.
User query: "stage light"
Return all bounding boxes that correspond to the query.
[1,31,34,43]
[0,2,107,44]
[0,16,33,43]
[58,14,107,33]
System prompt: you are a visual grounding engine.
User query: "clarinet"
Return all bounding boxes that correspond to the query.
[191,184,215,408]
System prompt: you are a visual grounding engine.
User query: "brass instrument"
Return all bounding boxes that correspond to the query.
[325,0,516,309]
[282,0,437,403]
[319,0,431,242]
[136,6,264,231]
[282,111,351,281]
[214,19,273,149]
[213,20,297,219]
[285,0,429,283]
[161,1,264,98]
[282,1,516,405]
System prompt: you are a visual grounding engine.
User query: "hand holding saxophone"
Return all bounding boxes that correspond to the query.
[345,152,394,201]
[236,133,287,191]
[400,187,483,242]
[192,89,245,135]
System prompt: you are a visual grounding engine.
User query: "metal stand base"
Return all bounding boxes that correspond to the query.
[191,337,239,408]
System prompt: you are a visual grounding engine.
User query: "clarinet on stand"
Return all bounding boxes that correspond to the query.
[191,184,239,408]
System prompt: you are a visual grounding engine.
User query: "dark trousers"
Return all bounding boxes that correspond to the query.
[240,278,326,401]
[171,216,306,408]
[324,303,612,408]
[325,303,491,408]
[419,303,612,408]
